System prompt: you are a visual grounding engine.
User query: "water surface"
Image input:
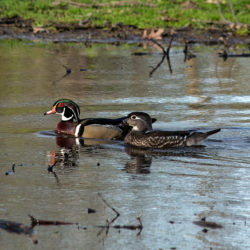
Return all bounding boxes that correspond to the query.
[0,40,250,249]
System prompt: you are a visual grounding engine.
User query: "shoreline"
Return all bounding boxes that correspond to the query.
[0,17,249,45]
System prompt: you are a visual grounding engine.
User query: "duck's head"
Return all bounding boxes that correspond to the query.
[125,112,153,132]
[44,99,80,122]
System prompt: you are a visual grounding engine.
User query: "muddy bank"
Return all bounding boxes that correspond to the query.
[0,16,249,45]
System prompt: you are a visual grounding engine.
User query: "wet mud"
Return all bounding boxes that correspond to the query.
[0,16,249,45]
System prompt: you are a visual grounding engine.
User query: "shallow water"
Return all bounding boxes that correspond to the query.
[0,40,250,249]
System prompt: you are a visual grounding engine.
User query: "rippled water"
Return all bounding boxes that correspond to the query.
[0,40,250,249]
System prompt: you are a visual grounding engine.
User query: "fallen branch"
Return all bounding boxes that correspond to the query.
[150,37,173,56]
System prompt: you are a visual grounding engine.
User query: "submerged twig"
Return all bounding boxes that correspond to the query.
[47,160,60,184]
[29,215,77,228]
[0,219,38,244]
[136,211,143,236]
[5,163,15,176]
[166,37,173,56]
[183,41,196,62]
[97,192,120,237]
[98,192,120,218]
[149,54,166,77]
[150,37,173,56]
[61,64,72,75]
[193,217,223,229]
[1,195,143,245]
[52,58,72,83]
[97,193,142,238]
[149,37,174,76]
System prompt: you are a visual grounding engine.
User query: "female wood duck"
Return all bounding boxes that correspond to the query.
[124,112,221,148]
[44,99,157,140]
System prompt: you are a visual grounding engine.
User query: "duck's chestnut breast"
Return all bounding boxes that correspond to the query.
[56,121,77,136]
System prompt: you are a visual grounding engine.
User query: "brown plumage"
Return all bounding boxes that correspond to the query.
[124,112,221,149]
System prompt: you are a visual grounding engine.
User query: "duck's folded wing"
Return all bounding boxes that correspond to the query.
[81,124,123,139]
[147,130,192,137]
[80,117,127,126]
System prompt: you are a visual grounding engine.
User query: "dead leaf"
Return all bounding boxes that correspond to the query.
[142,28,164,40]
[33,27,48,33]
[207,0,226,3]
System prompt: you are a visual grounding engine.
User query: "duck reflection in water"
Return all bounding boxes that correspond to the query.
[46,132,212,179]
[124,146,152,174]
[47,134,119,173]
[124,144,212,175]
[47,135,82,174]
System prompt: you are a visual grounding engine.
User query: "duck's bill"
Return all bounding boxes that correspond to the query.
[44,106,56,115]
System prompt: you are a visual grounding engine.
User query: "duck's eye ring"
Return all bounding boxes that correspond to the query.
[56,103,64,113]
[131,115,137,120]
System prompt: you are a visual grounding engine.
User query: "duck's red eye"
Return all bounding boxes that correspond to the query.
[58,102,64,108]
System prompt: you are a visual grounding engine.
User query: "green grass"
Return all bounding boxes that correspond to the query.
[0,0,249,34]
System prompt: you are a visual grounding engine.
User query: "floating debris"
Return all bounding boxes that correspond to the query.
[88,208,96,214]
[193,217,223,229]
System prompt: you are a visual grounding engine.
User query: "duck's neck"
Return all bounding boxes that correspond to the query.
[125,130,144,144]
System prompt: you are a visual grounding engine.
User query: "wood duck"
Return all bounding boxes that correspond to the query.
[44,99,157,140]
[44,99,128,139]
[124,112,221,148]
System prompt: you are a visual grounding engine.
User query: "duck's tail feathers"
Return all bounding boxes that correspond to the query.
[186,128,221,146]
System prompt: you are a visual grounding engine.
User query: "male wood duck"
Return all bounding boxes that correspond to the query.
[124,112,221,148]
[44,99,157,140]
[44,99,126,139]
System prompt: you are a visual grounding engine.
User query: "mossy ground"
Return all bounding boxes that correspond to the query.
[0,0,249,35]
